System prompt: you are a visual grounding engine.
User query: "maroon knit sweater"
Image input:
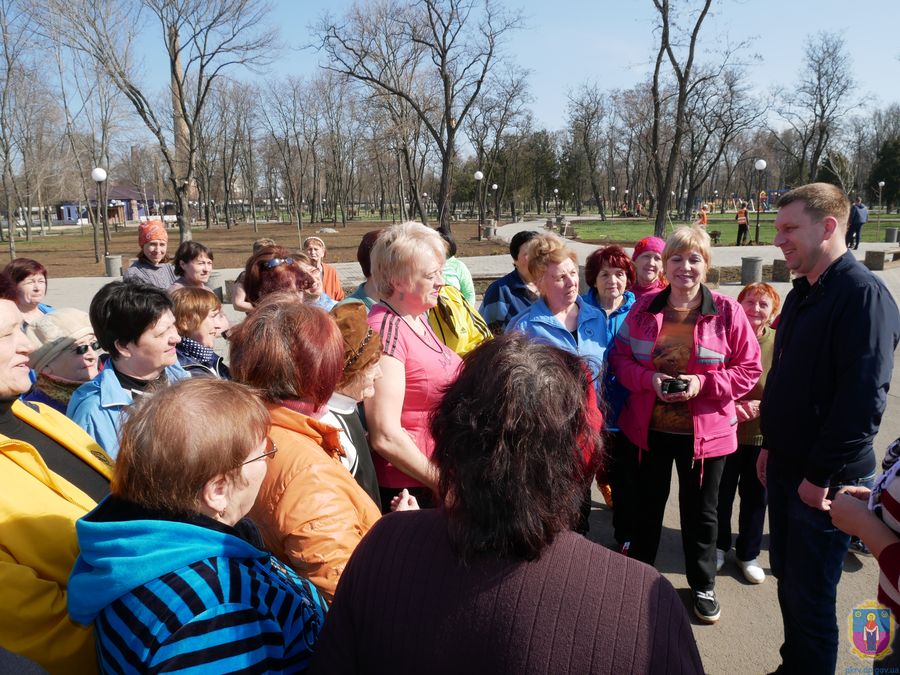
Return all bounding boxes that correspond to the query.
[310,509,703,674]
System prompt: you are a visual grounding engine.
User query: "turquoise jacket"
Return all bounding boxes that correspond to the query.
[67,362,191,458]
[69,496,326,673]
[508,296,608,394]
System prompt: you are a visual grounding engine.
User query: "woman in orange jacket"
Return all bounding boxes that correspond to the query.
[230,294,381,602]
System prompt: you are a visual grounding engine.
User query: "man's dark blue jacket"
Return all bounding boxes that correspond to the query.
[761,251,900,486]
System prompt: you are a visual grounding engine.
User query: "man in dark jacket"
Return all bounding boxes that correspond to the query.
[759,183,900,674]
[846,196,869,250]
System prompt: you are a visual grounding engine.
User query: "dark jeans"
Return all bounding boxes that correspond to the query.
[716,444,767,560]
[846,223,863,249]
[767,452,873,674]
[629,431,726,592]
[608,431,639,545]
[736,223,749,246]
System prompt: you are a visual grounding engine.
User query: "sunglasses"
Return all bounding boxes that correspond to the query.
[262,257,294,270]
[241,441,278,466]
[72,341,101,355]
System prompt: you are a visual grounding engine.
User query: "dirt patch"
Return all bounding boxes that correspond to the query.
[8,220,509,278]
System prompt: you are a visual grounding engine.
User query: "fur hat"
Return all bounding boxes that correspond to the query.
[329,301,381,378]
[632,236,666,260]
[27,308,94,372]
[138,220,168,247]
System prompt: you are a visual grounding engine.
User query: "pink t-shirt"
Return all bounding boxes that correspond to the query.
[368,304,462,488]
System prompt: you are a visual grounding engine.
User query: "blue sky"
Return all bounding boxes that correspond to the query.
[139,0,900,131]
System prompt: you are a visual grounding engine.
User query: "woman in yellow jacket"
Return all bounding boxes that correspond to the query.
[0,275,112,675]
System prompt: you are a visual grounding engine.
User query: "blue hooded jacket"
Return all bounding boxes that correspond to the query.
[69,496,326,673]
[582,289,636,430]
[67,361,191,458]
[507,295,608,396]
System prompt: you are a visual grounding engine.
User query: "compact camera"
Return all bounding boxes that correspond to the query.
[660,377,689,395]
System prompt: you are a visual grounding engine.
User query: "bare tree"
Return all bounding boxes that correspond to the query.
[39,0,276,241]
[318,0,521,233]
[568,82,608,220]
[774,32,856,184]
[648,0,713,237]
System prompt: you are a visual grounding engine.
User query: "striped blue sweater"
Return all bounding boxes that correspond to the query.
[69,497,326,674]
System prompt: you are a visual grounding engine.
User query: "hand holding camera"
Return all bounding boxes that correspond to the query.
[652,373,699,401]
[660,377,690,395]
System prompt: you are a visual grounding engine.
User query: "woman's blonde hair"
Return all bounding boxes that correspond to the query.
[526,233,578,283]
[370,222,447,298]
[663,226,712,268]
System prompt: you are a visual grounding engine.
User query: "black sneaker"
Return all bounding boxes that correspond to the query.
[850,537,872,556]
[693,589,721,624]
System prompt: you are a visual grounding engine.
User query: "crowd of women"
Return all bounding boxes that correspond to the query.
[0,213,837,674]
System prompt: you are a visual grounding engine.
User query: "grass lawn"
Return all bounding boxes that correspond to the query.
[573,213,900,246]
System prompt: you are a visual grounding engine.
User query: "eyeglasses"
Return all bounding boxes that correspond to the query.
[262,257,294,270]
[72,341,101,355]
[241,442,278,466]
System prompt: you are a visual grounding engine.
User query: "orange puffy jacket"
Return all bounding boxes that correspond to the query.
[249,402,381,603]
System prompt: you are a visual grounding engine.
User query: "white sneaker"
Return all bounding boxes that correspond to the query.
[737,558,765,584]
[715,548,726,572]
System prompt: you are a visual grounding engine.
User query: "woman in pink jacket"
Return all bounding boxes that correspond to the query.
[610,226,761,626]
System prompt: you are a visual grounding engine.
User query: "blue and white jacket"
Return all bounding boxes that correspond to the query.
[67,361,191,458]
[68,496,326,674]
[508,296,608,395]
[582,289,637,430]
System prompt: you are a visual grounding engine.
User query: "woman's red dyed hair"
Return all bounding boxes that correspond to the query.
[584,245,636,289]
[242,245,314,304]
[229,293,343,408]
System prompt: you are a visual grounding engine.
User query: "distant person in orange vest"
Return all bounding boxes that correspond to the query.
[696,204,709,228]
[736,202,749,245]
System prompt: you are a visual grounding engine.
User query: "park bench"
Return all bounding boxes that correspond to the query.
[864,248,900,271]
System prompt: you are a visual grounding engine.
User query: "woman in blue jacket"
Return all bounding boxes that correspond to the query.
[508,233,607,389]
[508,234,607,534]
[68,378,326,674]
[582,244,638,548]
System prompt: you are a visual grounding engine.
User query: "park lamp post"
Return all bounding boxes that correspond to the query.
[491,183,499,221]
[879,181,885,213]
[91,167,110,256]
[610,185,616,213]
[754,159,767,244]
[624,188,629,212]
[474,170,484,239]
[422,192,428,219]
[553,187,559,216]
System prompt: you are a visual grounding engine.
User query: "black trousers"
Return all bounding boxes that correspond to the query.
[629,431,726,592]
[608,431,640,545]
[736,223,749,245]
[716,444,767,560]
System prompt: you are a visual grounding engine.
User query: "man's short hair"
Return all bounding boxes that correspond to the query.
[90,281,173,359]
[510,230,539,260]
[776,183,851,230]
